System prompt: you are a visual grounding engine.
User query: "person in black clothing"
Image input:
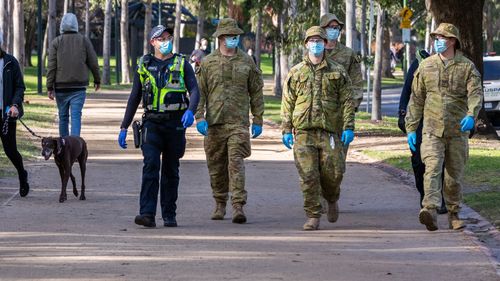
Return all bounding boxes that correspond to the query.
[118,25,200,228]
[0,40,30,197]
[398,49,446,214]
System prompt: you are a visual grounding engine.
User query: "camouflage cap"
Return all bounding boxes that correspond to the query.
[319,13,345,28]
[304,26,327,44]
[431,23,461,49]
[212,18,244,38]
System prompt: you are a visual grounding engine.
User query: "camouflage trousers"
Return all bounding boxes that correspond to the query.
[204,124,251,206]
[293,129,346,218]
[421,133,468,213]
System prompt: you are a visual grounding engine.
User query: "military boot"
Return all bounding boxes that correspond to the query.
[211,202,226,220]
[327,201,339,223]
[232,204,247,224]
[448,212,466,230]
[419,207,438,231]
[303,218,320,231]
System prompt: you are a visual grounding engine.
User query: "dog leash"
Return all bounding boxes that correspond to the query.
[2,115,43,139]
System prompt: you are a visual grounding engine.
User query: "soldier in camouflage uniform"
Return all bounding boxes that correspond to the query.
[320,13,363,110]
[281,26,355,231]
[195,18,264,224]
[405,23,483,231]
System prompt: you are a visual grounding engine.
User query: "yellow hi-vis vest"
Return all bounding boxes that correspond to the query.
[137,54,188,113]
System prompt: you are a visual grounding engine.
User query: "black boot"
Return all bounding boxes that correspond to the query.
[19,170,29,197]
[164,217,177,227]
[134,215,156,227]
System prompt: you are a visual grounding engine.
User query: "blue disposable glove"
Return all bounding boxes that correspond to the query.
[341,129,354,146]
[407,132,417,152]
[460,115,474,132]
[181,110,194,128]
[196,120,208,136]
[282,133,294,149]
[251,124,262,138]
[118,129,127,149]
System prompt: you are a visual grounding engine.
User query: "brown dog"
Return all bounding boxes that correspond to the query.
[41,136,88,203]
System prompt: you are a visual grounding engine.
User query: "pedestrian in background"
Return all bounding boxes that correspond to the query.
[46,13,101,137]
[0,31,30,197]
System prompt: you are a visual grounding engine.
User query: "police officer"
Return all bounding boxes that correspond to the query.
[195,18,264,224]
[398,49,447,214]
[118,25,200,228]
[405,23,483,231]
[281,26,355,231]
[319,13,363,110]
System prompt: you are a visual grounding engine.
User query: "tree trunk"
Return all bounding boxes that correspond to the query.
[120,0,131,84]
[43,0,56,73]
[85,0,90,38]
[142,0,153,55]
[485,1,494,52]
[382,25,393,78]
[13,0,24,69]
[320,0,329,17]
[102,0,112,85]
[24,7,36,67]
[345,0,356,48]
[255,9,262,68]
[360,0,367,80]
[64,0,69,14]
[371,5,384,121]
[0,0,8,47]
[279,7,288,85]
[7,0,14,54]
[428,0,498,139]
[424,14,432,52]
[227,0,235,19]
[274,44,282,97]
[173,0,181,53]
[143,0,152,55]
[194,0,204,50]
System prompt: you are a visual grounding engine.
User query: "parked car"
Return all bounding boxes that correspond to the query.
[483,55,500,125]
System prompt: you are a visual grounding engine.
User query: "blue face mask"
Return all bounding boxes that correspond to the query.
[159,40,173,55]
[225,36,240,49]
[308,41,325,56]
[326,28,340,41]
[434,38,448,54]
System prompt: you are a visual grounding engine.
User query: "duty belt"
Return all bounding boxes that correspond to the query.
[143,111,184,122]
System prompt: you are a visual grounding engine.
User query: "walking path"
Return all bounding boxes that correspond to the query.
[0,90,498,280]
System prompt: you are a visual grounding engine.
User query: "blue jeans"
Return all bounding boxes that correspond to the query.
[55,90,86,137]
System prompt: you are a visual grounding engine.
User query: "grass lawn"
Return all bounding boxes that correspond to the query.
[263,97,403,136]
[0,101,57,177]
[363,148,500,226]
[24,56,129,95]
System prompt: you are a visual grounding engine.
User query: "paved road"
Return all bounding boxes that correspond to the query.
[359,87,402,117]
[0,91,498,280]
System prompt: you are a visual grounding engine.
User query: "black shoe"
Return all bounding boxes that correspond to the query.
[437,205,448,214]
[164,217,177,227]
[134,215,156,227]
[19,170,29,197]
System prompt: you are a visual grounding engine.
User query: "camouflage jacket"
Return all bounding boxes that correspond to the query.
[405,53,483,137]
[326,43,363,108]
[281,55,355,135]
[195,49,264,127]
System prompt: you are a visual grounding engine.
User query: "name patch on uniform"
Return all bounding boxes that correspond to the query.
[147,66,158,72]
